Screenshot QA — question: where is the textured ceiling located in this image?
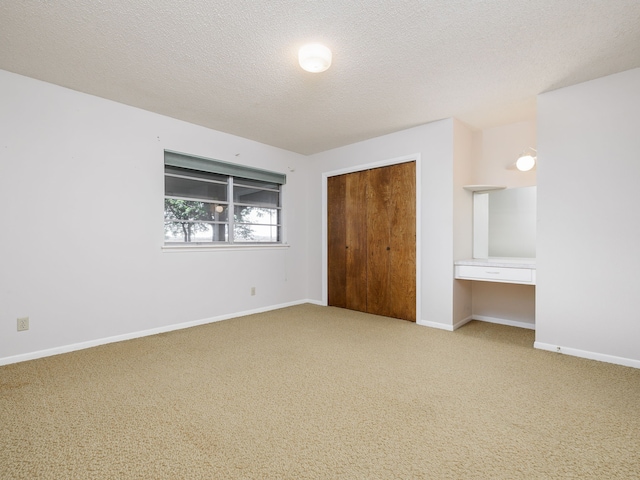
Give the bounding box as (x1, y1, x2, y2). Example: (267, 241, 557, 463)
(1, 1, 639, 155)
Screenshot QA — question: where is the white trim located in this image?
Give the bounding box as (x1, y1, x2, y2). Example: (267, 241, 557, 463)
(415, 157, 422, 325)
(0, 299, 315, 366)
(419, 315, 473, 331)
(322, 155, 420, 178)
(473, 192, 489, 258)
(418, 314, 534, 332)
(534, 342, 640, 369)
(321, 154, 422, 324)
(321, 174, 328, 305)
(453, 315, 474, 330)
(418, 320, 455, 331)
(472, 315, 536, 330)
(162, 243, 290, 253)
(163, 167, 288, 248)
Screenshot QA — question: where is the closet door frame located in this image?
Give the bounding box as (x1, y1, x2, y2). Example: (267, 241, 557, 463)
(321, 153, 422, 323)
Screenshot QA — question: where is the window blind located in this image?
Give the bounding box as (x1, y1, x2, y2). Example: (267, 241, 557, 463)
(164, 150, 286, 185)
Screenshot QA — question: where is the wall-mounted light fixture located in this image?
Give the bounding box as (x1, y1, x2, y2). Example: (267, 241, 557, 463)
(299, 43, 332, 73)
(514, 148, 537, 171)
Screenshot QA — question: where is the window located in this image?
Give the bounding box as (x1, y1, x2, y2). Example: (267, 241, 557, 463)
(163, 150, 285, 244)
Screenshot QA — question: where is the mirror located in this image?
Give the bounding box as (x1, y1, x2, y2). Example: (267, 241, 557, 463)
(473, 186, 536, 258)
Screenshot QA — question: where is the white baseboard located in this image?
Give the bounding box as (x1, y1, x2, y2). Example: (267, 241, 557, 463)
(534, 342, 640, 369)
(472, 315, 536, 330)
(453, 315, 474, 331)
(0, 299, 316, 367)
(419, 315, 532, 332)
(418, 320, 455, 331)
(12, 302, 636, 371)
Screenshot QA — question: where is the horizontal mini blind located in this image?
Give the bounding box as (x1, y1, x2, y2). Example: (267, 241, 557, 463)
(164, 150, 286, 185)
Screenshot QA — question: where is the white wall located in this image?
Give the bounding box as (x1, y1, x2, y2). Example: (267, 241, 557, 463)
(536, 67, 640, 367)
(0, 70, 310, 364)
(472, 120, 537, 188)
(468, 120, 537, 327)
(452, 120, 474, 325)
(6, 65, 637, 368)
(307, 119, 458, 328)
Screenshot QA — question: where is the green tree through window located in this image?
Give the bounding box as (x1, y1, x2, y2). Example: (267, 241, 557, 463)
(163, 199, 211, 242)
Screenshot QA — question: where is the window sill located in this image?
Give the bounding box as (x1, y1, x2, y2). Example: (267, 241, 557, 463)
(162, 243, 290, 253)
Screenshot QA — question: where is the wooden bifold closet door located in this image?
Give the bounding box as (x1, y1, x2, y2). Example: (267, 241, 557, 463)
(327, 162, 416, 321)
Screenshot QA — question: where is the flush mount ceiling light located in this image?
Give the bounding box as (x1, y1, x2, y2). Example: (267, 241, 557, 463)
(514, 148, 537, 172)
(298, 43, 332, 73)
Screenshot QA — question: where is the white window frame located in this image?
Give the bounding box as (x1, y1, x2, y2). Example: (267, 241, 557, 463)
(162, 150, 288, 251)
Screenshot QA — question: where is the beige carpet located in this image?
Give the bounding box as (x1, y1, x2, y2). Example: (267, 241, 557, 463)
(1, 304, 639, 479)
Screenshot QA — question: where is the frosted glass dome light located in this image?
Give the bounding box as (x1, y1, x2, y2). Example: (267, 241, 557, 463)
(516, 155, 536, 172)
(299, 43, 332, 73)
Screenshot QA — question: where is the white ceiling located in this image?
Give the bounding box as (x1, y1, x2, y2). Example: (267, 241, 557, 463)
(1, 1, 639, 155)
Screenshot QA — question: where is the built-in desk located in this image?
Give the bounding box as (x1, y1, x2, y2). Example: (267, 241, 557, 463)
(454, 258, 536, 285)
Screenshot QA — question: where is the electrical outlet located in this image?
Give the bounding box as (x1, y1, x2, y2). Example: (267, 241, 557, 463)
(17, 317, 29, 332)
(251, 287, 256, 296)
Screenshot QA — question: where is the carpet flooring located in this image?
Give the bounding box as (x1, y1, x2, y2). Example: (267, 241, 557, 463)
(1, 304, 639, 479)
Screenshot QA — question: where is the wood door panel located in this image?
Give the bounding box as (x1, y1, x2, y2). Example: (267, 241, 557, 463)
(366, 166, 393, 318)
(328, 162, 415, 322)
(367, 162, 416, 321)
(345, 170, 368, 312)
(388, 162, 416, 321)
(327, 174, 347, 308)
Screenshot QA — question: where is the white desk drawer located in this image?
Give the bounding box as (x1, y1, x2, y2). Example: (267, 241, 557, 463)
(455, 265, 534, 284)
